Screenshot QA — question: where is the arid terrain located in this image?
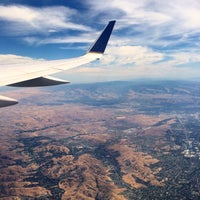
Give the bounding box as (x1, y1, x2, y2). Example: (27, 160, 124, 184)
(0, 80, 200, 199)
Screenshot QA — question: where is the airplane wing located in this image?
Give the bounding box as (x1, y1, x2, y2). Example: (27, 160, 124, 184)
(0, 21, 116, 107)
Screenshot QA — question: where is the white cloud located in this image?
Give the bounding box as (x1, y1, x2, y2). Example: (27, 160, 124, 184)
(86, 0, 171, 25)
(164, 52, 200, 66)
(66, 44, 200, 81)
(0, 5, 91, 35)
(23, 33, 95, 45)
(102, 46, 164, 66)
(86, 0, 200, 52)
(1, 50, 200, 84)
(0, 54, 36, 65)
(87, 0, 200, 29)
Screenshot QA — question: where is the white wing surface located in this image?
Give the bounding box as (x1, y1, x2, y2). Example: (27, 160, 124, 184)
(0, 21, 116, 107)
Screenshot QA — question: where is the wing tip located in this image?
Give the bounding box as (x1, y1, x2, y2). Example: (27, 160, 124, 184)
(88, 20, 116, 54)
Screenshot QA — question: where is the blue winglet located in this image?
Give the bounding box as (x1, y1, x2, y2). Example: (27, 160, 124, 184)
(88, 20, 116, 54)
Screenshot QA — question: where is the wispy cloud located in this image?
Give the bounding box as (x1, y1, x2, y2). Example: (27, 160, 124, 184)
(23, 33, 96, 45)
(86, 0, 200, 52)
(0, 5, 91, 35)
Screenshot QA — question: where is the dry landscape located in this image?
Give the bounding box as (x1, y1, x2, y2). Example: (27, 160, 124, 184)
(0, 80, 200, 199)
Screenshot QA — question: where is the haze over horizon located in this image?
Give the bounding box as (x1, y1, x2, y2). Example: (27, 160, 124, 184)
(1, 0, 200, 82)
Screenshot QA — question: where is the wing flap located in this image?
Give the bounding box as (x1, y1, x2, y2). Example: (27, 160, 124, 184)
(8, 76, 70, 87)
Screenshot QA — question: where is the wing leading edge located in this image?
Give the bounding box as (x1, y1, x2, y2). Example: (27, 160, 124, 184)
(0, 21, 116, 107)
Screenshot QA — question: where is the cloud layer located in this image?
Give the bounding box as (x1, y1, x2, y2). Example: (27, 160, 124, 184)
(0, 1, 200, 81)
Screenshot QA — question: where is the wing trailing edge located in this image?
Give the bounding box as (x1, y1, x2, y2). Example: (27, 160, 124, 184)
(8, 76, 70, 87)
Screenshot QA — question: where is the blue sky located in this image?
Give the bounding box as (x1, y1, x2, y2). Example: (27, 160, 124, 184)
(1, 0, 200, 82)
